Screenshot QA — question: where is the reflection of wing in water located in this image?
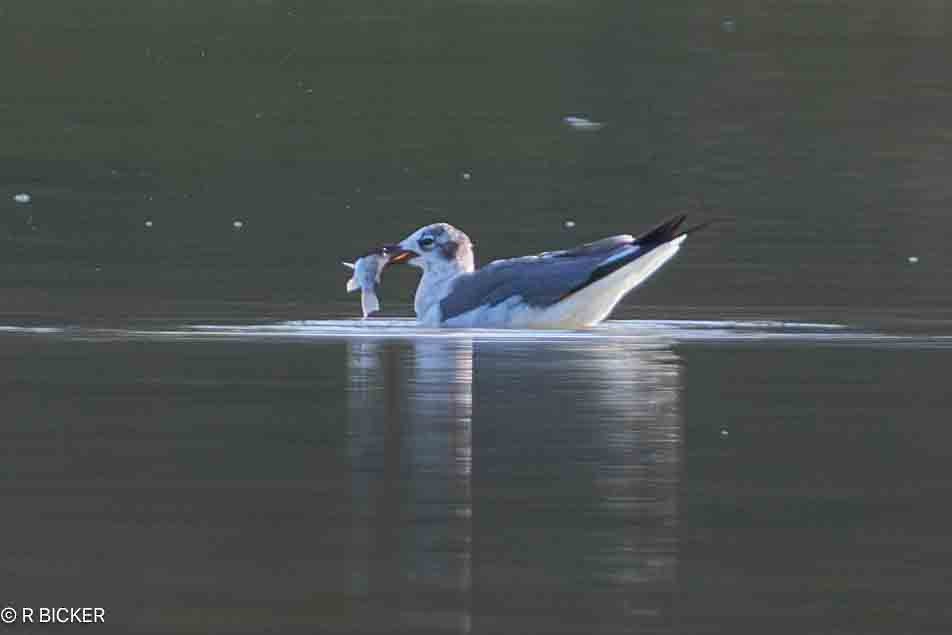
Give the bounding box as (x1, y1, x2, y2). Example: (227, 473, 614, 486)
(472, 339, 682, 629)
(580, 344, 681, 587)
(346, 335, 681, 633)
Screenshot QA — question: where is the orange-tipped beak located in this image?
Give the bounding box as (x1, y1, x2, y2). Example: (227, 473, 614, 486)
(381, 244, 418, 265)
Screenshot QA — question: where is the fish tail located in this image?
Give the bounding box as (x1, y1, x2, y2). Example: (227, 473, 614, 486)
(361, 291, 380, 317)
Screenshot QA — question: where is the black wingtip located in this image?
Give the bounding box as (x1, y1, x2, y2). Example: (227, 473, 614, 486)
(633, 214, 689, 247)
(558, 214, 692, 302)
(675, 219, 715, 238)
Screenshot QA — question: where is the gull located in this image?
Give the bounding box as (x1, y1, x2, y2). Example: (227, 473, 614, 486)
(380, 215, 705, 329)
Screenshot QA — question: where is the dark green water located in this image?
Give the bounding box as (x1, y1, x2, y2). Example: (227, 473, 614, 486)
(2, 2, 952, 633)
(3, 322, 951, 634)
(3, 0, 951, 323)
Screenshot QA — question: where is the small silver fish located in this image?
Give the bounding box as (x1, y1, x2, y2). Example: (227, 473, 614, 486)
(343, 253, 389, 318)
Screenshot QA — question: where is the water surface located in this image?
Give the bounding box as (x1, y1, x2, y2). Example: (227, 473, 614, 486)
(2, 1, 952, 633)
(2, 320, 950, 633)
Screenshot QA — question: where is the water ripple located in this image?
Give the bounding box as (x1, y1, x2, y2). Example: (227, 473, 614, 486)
(1, 319, 950, 348)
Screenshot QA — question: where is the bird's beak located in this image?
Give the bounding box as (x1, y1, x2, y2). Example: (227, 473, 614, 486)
(381, 243, 418, 265)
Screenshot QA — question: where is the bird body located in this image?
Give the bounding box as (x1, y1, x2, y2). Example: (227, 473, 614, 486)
(377, 215, 701, 329)
(435, 235, 685, 328)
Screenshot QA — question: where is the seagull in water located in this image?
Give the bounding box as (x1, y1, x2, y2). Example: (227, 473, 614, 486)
(380, 215, 705, 329)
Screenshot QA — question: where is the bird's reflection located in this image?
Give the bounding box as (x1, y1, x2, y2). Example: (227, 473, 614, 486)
(347, 338, 473, 634)
(347, 335, 681, 634)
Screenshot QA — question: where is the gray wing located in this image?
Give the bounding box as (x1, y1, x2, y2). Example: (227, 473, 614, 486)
(536, 234, 634, 258)
(439, 216, 693, 321)
(439, 235, 637, 320)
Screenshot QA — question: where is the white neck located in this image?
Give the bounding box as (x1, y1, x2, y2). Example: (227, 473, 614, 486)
(414, 257, 473, 323)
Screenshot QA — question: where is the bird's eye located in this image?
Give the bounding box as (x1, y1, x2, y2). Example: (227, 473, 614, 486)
(418, 236, 435, 249)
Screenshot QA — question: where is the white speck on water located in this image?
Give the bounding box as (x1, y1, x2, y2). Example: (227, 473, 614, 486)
(254, 112, 263, 119)
(305, 88, 314, 94)
(908, 256, 919, 264)
(563, 115, 604, 131)
(233, 220, 244, 229)
(720, 429, 729, 437)
(13, 193, 31, 204)
(462, 172, 471, 181)
(145, 220, 153, 228)
(564, 220, 576, 228)
(721, 17, 736, 32)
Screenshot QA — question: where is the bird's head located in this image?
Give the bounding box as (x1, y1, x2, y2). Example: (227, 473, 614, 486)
(382, 223, 475, 274)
